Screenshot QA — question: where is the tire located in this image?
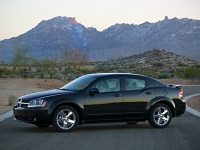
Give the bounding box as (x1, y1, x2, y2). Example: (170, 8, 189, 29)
(52, 105, 79, 132)
(126, 121, 138, 124)
(148, 103, 172, 128)
(35, 123, 51, 128)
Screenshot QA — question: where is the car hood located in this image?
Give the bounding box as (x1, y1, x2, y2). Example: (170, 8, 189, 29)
(19, 89, 76, 100)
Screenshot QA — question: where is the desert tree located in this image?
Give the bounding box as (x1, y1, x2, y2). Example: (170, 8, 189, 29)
(33, 51, 57, 82)
(62, 48, 89, 77)
(12, 37, 32, 77)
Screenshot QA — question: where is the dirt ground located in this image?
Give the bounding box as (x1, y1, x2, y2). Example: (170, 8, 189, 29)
(0, 78, 199, 115)
(0, 78, 65, 115)
(187, 95, 200, 112)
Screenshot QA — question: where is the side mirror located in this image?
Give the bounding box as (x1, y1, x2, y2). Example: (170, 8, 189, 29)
(89, 88, 99, 94)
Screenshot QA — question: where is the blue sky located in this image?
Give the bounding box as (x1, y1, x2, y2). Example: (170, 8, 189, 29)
(0, 0, 200, 40)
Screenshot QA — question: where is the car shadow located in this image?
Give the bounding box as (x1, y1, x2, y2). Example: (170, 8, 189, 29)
(75, 122, 153, 132)
(14, 122, 155, 133)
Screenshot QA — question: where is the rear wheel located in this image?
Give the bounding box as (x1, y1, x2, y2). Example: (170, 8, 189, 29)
(52, 105, 79, 132)
(148, 103, 172, 128)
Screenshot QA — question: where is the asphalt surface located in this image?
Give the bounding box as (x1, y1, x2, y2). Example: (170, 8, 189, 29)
(0, 86, 200, 150)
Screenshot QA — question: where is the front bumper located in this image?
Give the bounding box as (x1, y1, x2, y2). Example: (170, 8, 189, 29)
(13, 106, 52, 124)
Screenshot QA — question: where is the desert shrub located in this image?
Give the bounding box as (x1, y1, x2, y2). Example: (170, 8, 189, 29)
(28, 66, 32, 71)
(0, 68, 3, 77)
(153, 62, 164, 68)
(177, 61, 186, 67)
(170, 74, 174, 78)
(141, 69, 157, 78)
(8, 93, 17, 106)
(3, 68, 12, 76)
(0, 68, 13, 78)
(168, 69, 175, 73)
(185, 67, 200, 79)
(36, 68, 41, 73)
(80, 67, 92, 74)
(175, 69, 185, 78)
(160, 70, 167, 73)
(157, 73, 170, 79)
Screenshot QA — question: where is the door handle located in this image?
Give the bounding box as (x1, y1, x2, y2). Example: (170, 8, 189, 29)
(113, 94, 122, 97)
(145, 92, 153, 95)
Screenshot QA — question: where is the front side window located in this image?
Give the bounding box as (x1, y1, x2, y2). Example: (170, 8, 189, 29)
(93, 78, 120, 93)
(60, 76, 96, 91)
(125, 78, 146, 91)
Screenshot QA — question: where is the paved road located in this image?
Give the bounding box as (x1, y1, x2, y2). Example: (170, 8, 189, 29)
(0, 86, 200, 150)
(182, 86, 200, 96)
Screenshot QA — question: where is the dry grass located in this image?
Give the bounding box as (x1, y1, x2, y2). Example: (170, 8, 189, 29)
(187, 95, 200, 112)
(36, 79, 65, 89)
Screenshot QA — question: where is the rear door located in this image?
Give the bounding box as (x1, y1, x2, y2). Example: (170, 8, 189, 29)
(123, 76, 155, 119)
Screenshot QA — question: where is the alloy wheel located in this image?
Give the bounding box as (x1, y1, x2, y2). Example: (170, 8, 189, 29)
(153, 106, 169, 126)
(56, 109, 76, 130)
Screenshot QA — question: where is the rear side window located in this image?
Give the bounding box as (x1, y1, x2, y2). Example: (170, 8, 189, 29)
(125, 78, 146, 91)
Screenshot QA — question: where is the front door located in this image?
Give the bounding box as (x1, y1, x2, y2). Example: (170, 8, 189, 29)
(84, 77, 123, 121)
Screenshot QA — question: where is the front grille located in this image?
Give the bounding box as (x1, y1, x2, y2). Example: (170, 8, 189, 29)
(17, 99, 29, 108)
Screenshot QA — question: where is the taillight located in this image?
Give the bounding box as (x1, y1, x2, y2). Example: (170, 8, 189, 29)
(178, 89, 183, 99)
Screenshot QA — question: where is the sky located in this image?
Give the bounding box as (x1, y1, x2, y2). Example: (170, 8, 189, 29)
(0, 0, 200, 41)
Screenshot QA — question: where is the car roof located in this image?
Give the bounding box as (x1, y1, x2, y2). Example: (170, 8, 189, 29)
(83, 73, 145, 78)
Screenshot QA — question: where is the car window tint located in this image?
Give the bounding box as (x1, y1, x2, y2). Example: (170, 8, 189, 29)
(125, 78, 146, 91)
(93, 78, 120, 93)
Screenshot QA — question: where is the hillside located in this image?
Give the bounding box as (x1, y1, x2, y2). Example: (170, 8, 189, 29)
(95, 49, 200, 73)
(0, 16, 200, 62)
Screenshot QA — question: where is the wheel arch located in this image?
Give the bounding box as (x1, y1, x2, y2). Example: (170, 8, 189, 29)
(146, 96, 176, 117)
(50, 102, 83, 125)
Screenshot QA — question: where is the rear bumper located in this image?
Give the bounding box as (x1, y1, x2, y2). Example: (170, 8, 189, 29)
(176, 100, 186, 116)
(175, 99, 186, 116)
(13, 106, 52, 124)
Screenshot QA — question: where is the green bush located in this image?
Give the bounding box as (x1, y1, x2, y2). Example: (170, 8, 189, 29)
(157, 73, 170, 79)
(170, 74, 174, 78)
(0, 68, 13, 78)
(141, 69, 157, 78)
(0, 68, 3, 77)
(185, 68, 200, 79)
(175, 69, 185, 78)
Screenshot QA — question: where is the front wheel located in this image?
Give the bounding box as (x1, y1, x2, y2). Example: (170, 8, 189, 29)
(148, 103, 172, 128)
(52, 105, 79, 132)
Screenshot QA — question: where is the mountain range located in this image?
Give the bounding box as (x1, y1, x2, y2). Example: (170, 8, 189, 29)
(0, 16, 200, 62)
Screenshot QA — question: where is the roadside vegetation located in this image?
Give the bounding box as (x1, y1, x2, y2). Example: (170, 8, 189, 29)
(0, 38, 199, 81)
(0, 48, 200, 81)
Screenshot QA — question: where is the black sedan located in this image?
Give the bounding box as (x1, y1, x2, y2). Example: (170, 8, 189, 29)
(13, 73, 185, 132)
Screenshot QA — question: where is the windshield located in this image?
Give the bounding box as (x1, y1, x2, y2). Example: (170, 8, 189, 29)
(60, 76, 96, 91)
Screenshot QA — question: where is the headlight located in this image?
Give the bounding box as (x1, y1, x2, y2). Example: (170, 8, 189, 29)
(28, 98, 47, 108)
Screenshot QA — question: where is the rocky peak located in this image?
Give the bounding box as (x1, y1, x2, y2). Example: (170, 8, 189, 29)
(164, 16, 169, 20)
(69, 17, 79, 25)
